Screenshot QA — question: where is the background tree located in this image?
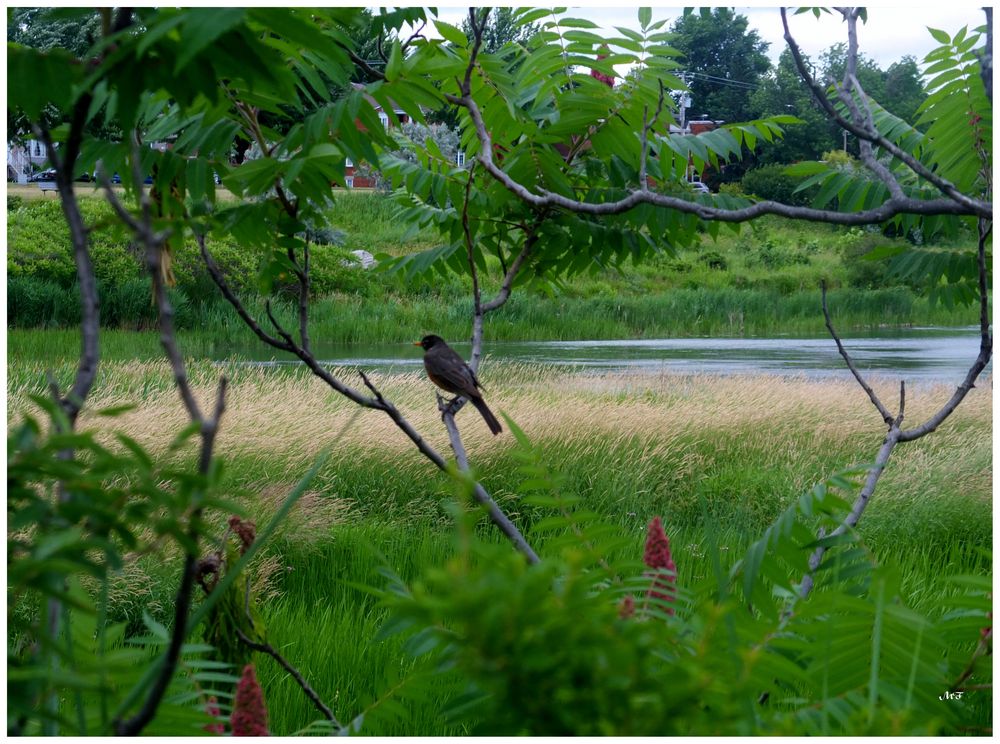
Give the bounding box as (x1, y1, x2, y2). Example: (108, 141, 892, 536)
(881, 56, 925, 124)
(459, 6, 540, 54)
(6, 6, 101, 56)
(669, 7, 772, 123)
(749, 48, 838, 163)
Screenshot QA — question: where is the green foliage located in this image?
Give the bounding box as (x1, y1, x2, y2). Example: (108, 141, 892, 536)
(916, 25, 992, 197)
(373, 428, 990, 735)
(7, 399, 233, 734)
(670, 7, 772, 124)
(741, 163, 813, 206)
(750, 49, 838, 164)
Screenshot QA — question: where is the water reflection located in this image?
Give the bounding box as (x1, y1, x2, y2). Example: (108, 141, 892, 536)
(215, 327, 989, 383)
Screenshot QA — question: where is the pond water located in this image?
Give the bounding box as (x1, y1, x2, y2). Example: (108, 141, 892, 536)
(214, 326, 989, 383)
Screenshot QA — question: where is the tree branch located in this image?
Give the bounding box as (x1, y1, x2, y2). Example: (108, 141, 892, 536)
(198, 233, 539, 563)
(235, 619, 340, 728)
(821, 281, 894, 425)
(110, 133, 230, 735)
(34, 126, 99, 425)
(444, 86, 982, 224)
(639, 80, 667, 191)
(197, 235, 296, 353)
(898, 219, 992, 442)
(798, 426, 901, 599)
(781, 8, 991, 218)
(438, 395, 540, 564)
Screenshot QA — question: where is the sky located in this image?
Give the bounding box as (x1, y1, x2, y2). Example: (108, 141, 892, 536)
(425, 4, 989, 68)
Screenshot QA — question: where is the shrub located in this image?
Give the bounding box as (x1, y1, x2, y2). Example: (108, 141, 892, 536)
(698, 251, 728, 270)
(741, 164, 814, 207)
(746, 238, 811, 270)
(7, 198, 139, 287)
(7, 277, 72, 327)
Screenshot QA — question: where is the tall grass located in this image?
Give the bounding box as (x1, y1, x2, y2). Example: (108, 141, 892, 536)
(8, 285, 979, 362)
(8, 358, 991, 734)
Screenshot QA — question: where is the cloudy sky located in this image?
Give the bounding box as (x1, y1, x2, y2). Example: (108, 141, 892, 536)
(428, 4, 988, 68)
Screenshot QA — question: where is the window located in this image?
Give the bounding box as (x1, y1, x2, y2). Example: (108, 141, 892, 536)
(345, 176, 354, 188)
(456, 151, 466, 167)
(345, 157, 353, 168)
(378, 112, 389, 129)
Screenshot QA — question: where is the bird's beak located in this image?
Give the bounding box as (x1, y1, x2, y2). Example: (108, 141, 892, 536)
(413, 341, 422, 346)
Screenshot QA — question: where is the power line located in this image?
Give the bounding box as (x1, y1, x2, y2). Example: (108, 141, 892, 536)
(678, 70, 762, 91)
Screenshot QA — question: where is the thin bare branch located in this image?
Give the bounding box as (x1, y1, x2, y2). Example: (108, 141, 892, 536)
(461, 166, 486, 372)
(799, 426, 901, 599)
(894, 381, 906, 428)
(236, 628, 340, 726)
(197, 235, 295, 353)
(480, 231, 538, 316)
(639, 81, 667, 191)
(116, 376, 228, 736)
(265, 298, 295, 347)
(438, 398, 541, 564)
(461, 7, 490, 97)
(343, 47, 385, 80)
(821, 282, 894, 426)
(35, 126, 100, 425)
(949, 628, 992, 694)
(898, 220, 992, 442)
(400, 20, 427, 52)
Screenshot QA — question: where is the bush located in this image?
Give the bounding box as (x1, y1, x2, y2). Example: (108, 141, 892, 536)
(698, 251, 728, 270)
(838, 227, 899, 289)
(741, 164, 814, 207)
(8, 277, 72, 327)
(7, 199, 140, 288)
(173, 234, 260, 299)
(745, 238, 811, 270)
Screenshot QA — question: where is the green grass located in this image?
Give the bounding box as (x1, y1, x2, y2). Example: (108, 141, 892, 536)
(8, 354, 989, 733)
(6, 284, 979, 363)
(8, 191, 986, 340)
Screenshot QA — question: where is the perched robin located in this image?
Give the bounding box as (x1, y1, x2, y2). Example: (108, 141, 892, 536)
(415, 334, 502, 435)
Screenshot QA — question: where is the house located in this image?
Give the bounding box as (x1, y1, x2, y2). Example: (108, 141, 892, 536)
(344, 86, 412, 188)
(7, 138, 48, 182)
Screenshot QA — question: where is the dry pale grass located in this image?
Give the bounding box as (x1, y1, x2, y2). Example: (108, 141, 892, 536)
(9, 360, 992, 471)
(8, 360, 990, 580)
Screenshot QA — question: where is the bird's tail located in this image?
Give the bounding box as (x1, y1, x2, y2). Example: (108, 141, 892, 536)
(470, 396, 502, 435)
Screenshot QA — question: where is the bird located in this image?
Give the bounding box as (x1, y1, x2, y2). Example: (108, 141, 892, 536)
(414, 334, 502, 435)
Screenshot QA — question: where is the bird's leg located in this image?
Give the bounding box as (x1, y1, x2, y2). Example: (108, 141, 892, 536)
(435, 391, 459, 412)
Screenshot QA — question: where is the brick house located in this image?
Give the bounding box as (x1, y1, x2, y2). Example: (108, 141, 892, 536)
(344, 89, 411, 188)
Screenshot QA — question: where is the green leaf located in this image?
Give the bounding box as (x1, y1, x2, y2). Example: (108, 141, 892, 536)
(435, 21, 468, 46)
(927, 27, 951, 45)
(385, 40, 403, 81)
(174, 8, 246, 73)
(8, 44, 83, 120)
(638, 7, 652, 29)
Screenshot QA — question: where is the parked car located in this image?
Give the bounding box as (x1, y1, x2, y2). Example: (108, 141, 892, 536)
(688, 181, 710, 194)
(28, 168, 57, 182)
